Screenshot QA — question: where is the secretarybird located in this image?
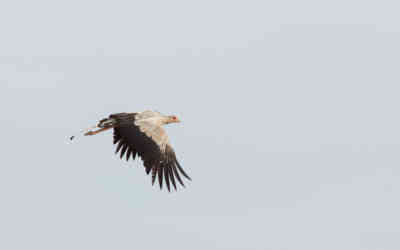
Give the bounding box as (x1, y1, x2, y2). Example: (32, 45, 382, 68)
(71, 110, 191, 192)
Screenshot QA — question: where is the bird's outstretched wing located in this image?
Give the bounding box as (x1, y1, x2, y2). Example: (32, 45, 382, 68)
(111, 113, 191, 191)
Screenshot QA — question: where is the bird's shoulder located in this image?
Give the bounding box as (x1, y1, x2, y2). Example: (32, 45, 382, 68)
(134, 119, 170, 150)
(135, 110, 162, 120)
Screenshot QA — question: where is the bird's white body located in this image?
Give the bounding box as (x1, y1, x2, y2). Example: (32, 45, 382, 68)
(72, 110, 190, 191)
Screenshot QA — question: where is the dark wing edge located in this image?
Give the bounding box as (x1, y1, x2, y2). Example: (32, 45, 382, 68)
(112, 114, 191, 192)
(144, 145, 191, 192)
(112, 113, 139, 162)
(160, 145, 191, 192)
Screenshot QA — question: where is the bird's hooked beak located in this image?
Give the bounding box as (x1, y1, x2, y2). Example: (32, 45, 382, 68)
(169, 115, 181, 123)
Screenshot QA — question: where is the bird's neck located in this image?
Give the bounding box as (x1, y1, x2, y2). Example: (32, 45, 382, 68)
(149, 116, 170, 126)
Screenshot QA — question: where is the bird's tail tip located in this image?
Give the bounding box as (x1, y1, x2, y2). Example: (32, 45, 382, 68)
(69, 124, 99, 141)
(70, 117, 116, 142)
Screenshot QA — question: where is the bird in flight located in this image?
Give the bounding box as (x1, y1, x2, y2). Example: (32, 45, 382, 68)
(71, 110, 191, 192)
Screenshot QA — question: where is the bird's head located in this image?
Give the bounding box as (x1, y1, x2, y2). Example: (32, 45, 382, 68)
(165, 115, 181, 124)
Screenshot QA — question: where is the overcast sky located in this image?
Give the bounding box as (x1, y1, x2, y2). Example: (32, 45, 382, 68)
(1, 1, 400, 250)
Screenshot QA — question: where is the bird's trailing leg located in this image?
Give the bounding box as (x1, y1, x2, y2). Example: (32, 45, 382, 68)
(84, 127, 112, 136)
(70, 123, 113, 141)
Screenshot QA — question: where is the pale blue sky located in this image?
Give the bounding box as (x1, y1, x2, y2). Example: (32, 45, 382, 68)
(1, 1, 400, 249)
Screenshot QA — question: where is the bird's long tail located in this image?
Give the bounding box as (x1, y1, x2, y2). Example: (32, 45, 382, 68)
(69, 117, 116, 140)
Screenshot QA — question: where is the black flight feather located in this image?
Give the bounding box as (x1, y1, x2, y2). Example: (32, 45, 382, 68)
(109, 112, 190, 191)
